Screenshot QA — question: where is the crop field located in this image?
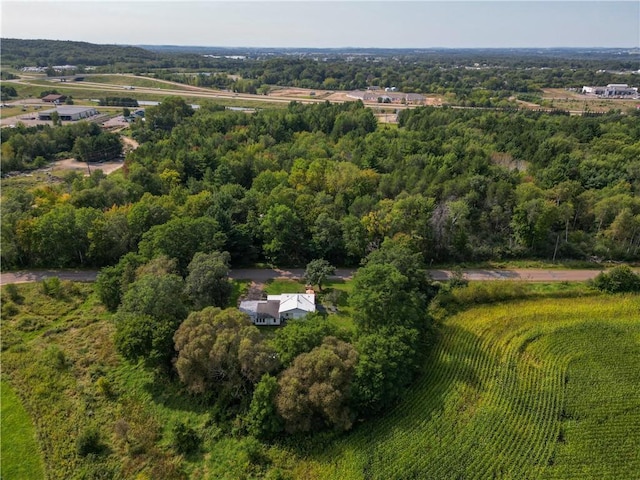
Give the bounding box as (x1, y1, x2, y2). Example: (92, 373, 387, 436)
(298, 295, 640, 479)
(2, 280, 638, 479)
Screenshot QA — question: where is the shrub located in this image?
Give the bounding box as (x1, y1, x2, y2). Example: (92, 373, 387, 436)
(592, 266, 640, 293)
(41, 277, 62, 297)
(95, 377, 113, 397)
(76, 427, 105, 456)
(2, 301, 19, 318)
(4, 283, 23, 303)
(16, 316, 46, 332)
(171, 422, 200, 455)
(43, 345, 67, 370)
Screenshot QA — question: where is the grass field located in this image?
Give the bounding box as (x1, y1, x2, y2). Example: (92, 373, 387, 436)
(9, 81, 289, 110)
(2, 280, 638, 479)
(0, 381, 45, 480)
(296, 294, 640, 479)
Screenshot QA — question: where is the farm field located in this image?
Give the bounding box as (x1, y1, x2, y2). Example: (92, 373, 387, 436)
(2, 280, 638, 479)
(297, 294, 640, 479)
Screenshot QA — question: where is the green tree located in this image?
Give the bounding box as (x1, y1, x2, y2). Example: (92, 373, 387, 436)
(269, 315, 337, 367)
(173, 308, 278, 399)
(341, 215, 368, 264)
(184, 251, 232, 310)
(260, 204, 305, 265)
(29, 204, 98, 267)
(95, 252, 145, 311)
(276, 337, 358, 433)
(87, 205, 132, 266)
(304, 259, 335, 291)
(244, 374, 283, 439)
(115, 273, 187, 368)
(352, 327, 421, 416)
(349, 263, 422, 334)
(138, 216, 226, 273)
(145, 96, 194, 133)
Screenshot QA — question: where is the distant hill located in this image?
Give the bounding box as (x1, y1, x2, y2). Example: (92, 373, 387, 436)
(1, 38, 160, 67)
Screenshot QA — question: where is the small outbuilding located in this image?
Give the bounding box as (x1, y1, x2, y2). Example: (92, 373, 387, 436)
(42, 94, 67, 103)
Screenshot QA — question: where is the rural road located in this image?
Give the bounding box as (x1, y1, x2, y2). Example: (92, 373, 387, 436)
(0, 267, 608, 286)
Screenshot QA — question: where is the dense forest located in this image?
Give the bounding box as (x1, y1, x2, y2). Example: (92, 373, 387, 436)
(3, 98, 640, 274)
(0, 38, 161, 68)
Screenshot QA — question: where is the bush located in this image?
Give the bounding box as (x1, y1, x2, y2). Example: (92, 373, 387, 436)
(16, 316, 46, 332)
(446, 281, 527, 306)
(2, 301, 19, 318)
(41, 277, 62, 297)
(592, 266, 640, 293)
(76, 427, 105, 456)
(171, 422, 200, 455)
(95, 377, 113, 397)
(43, 345, 67, 370)
(4, 283, 23, 303)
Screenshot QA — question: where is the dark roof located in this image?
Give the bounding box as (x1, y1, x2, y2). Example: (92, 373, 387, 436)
(42, 94, 67, 102)
(257, 300, 279, 319)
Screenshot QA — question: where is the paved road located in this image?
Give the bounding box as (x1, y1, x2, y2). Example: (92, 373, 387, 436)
(0, 267, 608, 286)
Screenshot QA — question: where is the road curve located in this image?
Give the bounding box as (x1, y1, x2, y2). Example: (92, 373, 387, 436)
(0, 267, 608, 287)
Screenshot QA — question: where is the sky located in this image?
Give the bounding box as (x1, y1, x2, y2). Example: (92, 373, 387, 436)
(1, 1, 639, 49)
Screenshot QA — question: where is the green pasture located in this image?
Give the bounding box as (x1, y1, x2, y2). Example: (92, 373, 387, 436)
(82, 74, 182, 90)
(0, 381, 45, 480)
(10, 81, 288, 110)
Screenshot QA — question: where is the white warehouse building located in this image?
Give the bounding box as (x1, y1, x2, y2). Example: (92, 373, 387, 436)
(38, 106, 99, 121)
(582, 84, 638, 97)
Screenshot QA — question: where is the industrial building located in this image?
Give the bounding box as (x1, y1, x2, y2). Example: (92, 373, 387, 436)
(582, 84, 638, 97)
(38, 106, 99, 121)
(347, 90, 425, 104)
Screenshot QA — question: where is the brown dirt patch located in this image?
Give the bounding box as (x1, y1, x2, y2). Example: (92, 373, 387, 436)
(268, 87, 332, 99)
(52, 158, 125, 176)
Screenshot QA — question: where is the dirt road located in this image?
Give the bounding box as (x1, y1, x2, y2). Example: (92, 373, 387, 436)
(0, 267, 608, 286)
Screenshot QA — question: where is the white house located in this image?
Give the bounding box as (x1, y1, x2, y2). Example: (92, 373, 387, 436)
(239, 293, 316, 326)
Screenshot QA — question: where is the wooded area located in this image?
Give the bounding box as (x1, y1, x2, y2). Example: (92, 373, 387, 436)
(3, 98, 639, 273)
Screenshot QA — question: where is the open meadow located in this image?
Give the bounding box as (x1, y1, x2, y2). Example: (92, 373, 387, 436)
(1, 279, 638, 479)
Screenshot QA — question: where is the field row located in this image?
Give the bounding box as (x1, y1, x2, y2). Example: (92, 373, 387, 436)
(300, 295, 640, 479)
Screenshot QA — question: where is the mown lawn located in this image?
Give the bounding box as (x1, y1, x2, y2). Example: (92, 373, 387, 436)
(1, 381, 45, 480)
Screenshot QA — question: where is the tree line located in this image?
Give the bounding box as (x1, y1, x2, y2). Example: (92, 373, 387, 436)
(3, 98, 640, 272)
(1, 122, 122, 172)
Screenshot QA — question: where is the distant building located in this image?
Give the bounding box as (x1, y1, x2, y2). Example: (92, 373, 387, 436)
(582, 84, 638, 97)
(239, 293, 316, 326)
(42, 94, 67, 103)
(38, 106, 98, 121)
(347, 90, 425, 104)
